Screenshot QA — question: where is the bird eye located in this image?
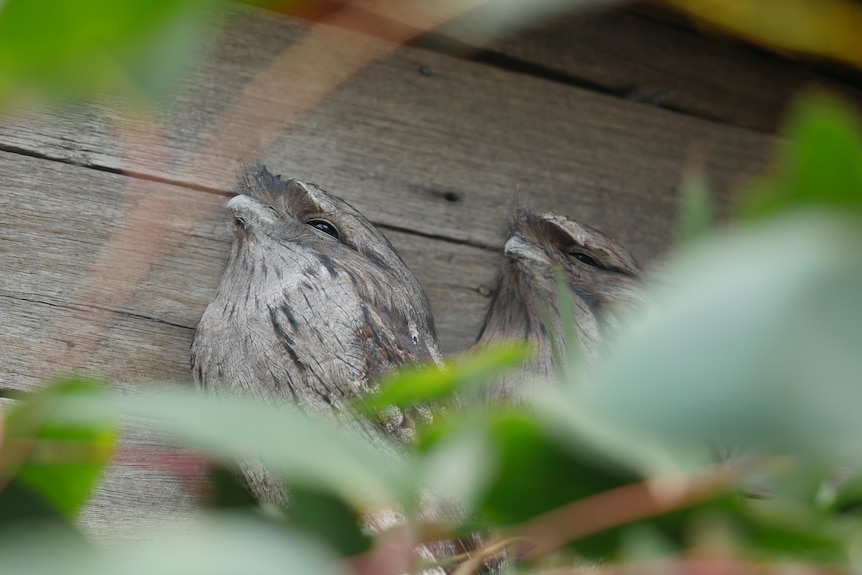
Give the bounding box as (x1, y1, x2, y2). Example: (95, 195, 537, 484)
(307, 218, 339, 239)
(571, 252, 599, 267)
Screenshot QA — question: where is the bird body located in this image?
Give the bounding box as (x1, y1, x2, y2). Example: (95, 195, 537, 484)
(477, 209, 645, 401)
(191, 164, 441, 501)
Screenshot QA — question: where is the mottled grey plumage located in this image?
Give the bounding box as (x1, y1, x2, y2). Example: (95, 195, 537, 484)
(191, 164, 441, 502)
(477, 208, 645, 401)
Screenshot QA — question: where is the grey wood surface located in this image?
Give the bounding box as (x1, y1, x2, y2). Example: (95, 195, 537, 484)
(439, 4, 862, 133)
(0, 6, 772, 260)
(0, 3, 779, 542)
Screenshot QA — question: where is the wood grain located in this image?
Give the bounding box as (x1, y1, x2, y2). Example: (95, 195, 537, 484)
(0, 149, 497, 540)
(0, 3, 783, 544)
(0, 4, 772, 265)
(438, 4, 862, 133)
(0, 151, 497, 387)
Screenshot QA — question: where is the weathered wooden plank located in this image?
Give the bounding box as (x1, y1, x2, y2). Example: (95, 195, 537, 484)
(80, 423, 205, 544)
(0, 4, 772, 266)
(0, 150, 496, 394)
(0, 149, 499, 542)
(0, 3, 783, 543)
(437, 5, 862, 133)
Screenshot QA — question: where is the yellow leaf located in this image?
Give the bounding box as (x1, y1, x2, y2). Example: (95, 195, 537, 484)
(660, 0, 862, 70)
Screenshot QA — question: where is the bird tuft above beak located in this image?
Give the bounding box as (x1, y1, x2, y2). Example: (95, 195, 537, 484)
(504, 233, 550, 265)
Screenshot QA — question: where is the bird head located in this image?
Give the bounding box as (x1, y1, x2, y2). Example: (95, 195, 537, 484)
(213, 163, 439, 364)
(503, 209, 642, 308)
(228, 164, 419, 288)
(479, 208, 645, 368)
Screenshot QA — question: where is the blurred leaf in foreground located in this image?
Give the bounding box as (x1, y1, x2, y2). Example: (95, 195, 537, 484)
(0, 0, 219, 108)
(415, 421, 496, 511)
(676, 169, 714, 246)
(579, 213, 862, 460)
(0, 514, 348, 575)
(1, 377, 115, 519)
(482, 413, 640, 559)
(204, 464, 259, 509)
(579, 94, 862, 463)
(739, 499, 852, 562)
(738, 93, 862, 219)
(290, 485, 372, 557)
(659, 0, 862, 71)
(422, 410, 642, 535)
(361, 343, 530, 415)
(440, 0, 627, 50)
(52, 386, 412, 509)
(0, 478, 83, 529)
(824, 466, 862, 516)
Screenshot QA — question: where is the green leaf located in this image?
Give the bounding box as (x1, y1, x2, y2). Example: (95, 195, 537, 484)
(554, 267, 583, 384)
(415, 422, 496, 510)
(738, 501, 851, 562)
(450, 408, 740, 560)
(737, 92, 862, 219)
(0, 478, 80, 531)
(580, 213, 862, 459)
(676, 170, 714, 245)
(0, 0, 219, 107)
(361, 344, 530, 415)
(122, 0, 221, 104)
(289, 485, 372, 557)
(825, 467, 862, 515)
(0, 513, 348, 575)
(740, 457, 831, 506)
(533, 386, 703, 479)
(204, 465, 260, 510)
(619, 525, 678, 560)
(3, 377, 116, 518)
(469, 411, 641, 527)
(52, 386, 412, 509)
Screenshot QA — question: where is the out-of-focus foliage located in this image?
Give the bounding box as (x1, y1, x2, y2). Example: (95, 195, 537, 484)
(3, 1, 862, 574)
(0, 514, 351, 575)
(0, 378, 114, 522)
(658, 0, 862, 71)
(675, 170, 713, 244)
(574, 93, 862, 462)
(738, 93, 862, 219)
(580, 220, 862, 460)
(361, 344, 531, 415)
(0, 0, 625, 111)
(1, 93, 862, 573)
(0, 0, 219, 108)
(3, 0, 862, 113)
(2, 91, 862, 574)
(3, 89, 862, 573)
(52, 384, 414, 509)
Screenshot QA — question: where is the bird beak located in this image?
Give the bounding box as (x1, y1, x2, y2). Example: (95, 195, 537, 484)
(505, 234, 549, 265)
(227, 194, 278, 228)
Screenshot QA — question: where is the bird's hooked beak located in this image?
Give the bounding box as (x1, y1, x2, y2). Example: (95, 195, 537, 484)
(227, 194, 278, 230)
(505, 233, 550, 265)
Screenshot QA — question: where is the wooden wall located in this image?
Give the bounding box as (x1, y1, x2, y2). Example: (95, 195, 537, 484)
(0, 3, 857, 540)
